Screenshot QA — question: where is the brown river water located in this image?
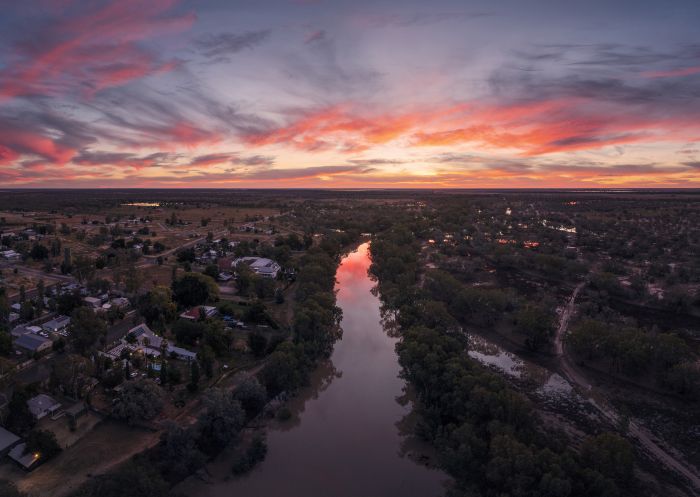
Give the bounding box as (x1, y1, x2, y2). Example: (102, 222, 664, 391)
(178, 242, 448, 497)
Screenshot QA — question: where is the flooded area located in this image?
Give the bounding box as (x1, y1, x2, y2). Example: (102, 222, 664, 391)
(179, 243, 447, 497)
(467, 334, 588, 411)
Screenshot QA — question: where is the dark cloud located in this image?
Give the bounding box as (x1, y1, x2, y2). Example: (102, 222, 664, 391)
(225, 164, 369, 180)
(304, 29, 326, 45)
(189, 153, 236, 166)
(347, 158, 404, 166)
(353, 12, 492, 29)
(231, 154, 276, 166)
(72, 149, 180, 168)
(194, 31, 270, 60)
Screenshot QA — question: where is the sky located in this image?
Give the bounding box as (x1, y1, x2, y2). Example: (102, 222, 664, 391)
(1, 0, 700, 188)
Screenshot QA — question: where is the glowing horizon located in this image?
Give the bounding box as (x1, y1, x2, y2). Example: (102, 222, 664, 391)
(1, 0, 699, 188)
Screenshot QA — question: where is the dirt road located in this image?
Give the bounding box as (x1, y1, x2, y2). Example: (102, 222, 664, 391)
(554, 282, 700, 493)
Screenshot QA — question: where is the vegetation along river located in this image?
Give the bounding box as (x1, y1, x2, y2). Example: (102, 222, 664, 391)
(179, 242, 447, 497)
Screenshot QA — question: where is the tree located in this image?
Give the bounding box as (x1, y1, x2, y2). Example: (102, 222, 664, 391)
(5, 388, 36, 435)
(57, 289, 83, 315)
(173, 319, 206, 346)
(49, 354, 93, 398)
(261, 342, 309, 396)
(19, 301, 35, 321)
(124, 262, 143, 295)
(248, 331, 268, 358)
(112, 379, 164, 425)
(515, 304, 555, 351)
(196, 388, 245, 455)
(204, 264, 219, 280)
(188, 361, 200, 392)
(30, 243, 49, 260)
(156, 423, 205, 483)
(136, 286, 176, 330)
(176, 247, 195, 264)
(72, 255, 96, 282)
(0, 288, 10, 321)
(580, 433, 634, 485)
(198, 346, 215, 378)
(159, 361, 168, 386)
(24, 429, 61, 463)
(0, 329, 12, 356)
(233, 377, 267, 418)
(171, 272, 219, 307)
(70, 307, 107, 354)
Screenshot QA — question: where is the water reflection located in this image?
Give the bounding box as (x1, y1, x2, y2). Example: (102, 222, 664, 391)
(179, 242, 446, 497)
(467, 334, 587, 409)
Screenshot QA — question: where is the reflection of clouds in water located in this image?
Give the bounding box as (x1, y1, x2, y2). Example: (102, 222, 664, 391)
(335, 243, 374, 304)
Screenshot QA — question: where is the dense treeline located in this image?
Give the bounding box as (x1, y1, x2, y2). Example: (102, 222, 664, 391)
(568, 319, 700, 398)
(370, 226, 638, 497)
(261, 236, 346, 396)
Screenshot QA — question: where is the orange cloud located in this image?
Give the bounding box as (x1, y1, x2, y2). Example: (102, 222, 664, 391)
(244, 98, 698, 157)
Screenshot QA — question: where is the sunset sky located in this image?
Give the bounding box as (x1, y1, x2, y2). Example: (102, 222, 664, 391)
(1, 0, 700, 188)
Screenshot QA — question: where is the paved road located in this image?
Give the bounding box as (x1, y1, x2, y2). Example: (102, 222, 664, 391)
(554, 282, 700, 493)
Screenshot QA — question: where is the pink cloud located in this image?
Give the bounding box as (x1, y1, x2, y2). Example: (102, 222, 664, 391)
(0, 0, 194, 100)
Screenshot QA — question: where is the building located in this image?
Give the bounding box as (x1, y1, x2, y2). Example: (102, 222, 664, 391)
(1, 249, 21, 260)
(0, 426, 21, 457)
(83, 296, 102, 308)
(8, 443, 41, 471)
(11, 325, 43, 338)
(110, 297, 130, 309)
(27, 394, 61, 420)
(15, 333, 52, 355)
(128, 324, 197, 361)
(232, 256, 281, 279)
(179, 305, 218, 321)
(42, 315, 71, 333)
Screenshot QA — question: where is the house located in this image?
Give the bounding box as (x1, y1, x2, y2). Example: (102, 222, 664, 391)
(8, 443, 41, 471)
(83, 296, 102, 308)
(110, 297, 130, 309)
(1, 249, 21, 260)
(128, 324, 197, 361)
(27, 394, 61, 420)
(15, 333, 52, 355)
(0, 426, 21, 457)
(180, 306, 218, 321)
(42, 315, 71, 333)
(168, 345, 197, 361)
(12, 325, 43, 338)
(232, 256, 281, 279)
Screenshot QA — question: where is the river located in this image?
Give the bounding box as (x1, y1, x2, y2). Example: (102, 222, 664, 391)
(178, 242, 447, 497)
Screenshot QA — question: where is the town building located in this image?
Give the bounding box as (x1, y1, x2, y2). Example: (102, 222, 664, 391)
(232, 256, 281, 279)
(27, 394, 61, 420)
(0, 426, 21, 457)
(42, 315, 71, 333)
(15, 333, 52, 355)
(179, 305, 218, 321)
